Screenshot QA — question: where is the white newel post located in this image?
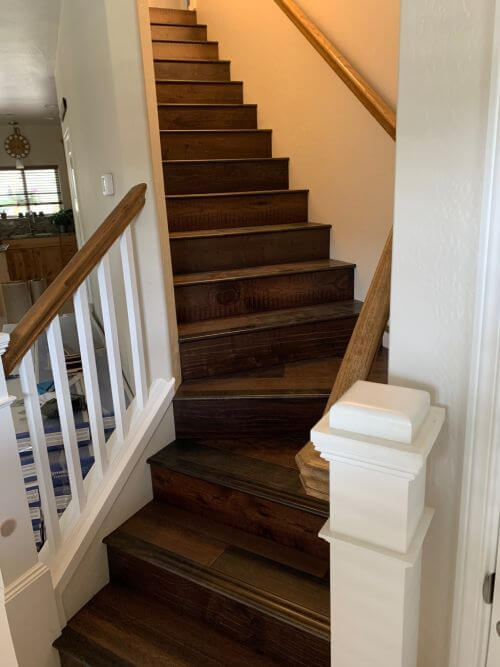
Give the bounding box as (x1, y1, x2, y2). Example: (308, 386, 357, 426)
(311, 380, 445, 667)
(0, 333, 61, 666)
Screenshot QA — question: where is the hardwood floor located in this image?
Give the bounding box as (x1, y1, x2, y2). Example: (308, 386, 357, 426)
(55, 8, 388, 665)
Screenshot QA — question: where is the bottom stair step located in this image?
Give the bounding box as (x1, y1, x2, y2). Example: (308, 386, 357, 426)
(55, 584, 278, 666)
(104, 501, 330, 666)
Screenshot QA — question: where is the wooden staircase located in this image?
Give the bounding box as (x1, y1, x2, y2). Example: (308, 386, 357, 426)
(55, 8, 387, 665)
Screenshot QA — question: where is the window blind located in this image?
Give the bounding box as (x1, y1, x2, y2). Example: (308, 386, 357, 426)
(0, 167, 63, 217)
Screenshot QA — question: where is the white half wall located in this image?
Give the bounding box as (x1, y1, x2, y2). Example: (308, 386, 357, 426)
(55, 0, 178, 388)
(389, 0, 496, 665)
(194, 0, 398, 299)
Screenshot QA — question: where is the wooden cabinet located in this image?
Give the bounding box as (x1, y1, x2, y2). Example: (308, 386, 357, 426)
(1, 235, 77, 285)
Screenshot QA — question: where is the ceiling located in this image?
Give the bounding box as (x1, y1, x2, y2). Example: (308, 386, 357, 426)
(0, 0, 61, 126)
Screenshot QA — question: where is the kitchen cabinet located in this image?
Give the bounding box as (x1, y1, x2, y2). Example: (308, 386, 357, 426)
(1, 234, 77, 284)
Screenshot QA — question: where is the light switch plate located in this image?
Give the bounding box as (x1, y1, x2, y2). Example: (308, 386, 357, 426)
(101, 173, 114, 196)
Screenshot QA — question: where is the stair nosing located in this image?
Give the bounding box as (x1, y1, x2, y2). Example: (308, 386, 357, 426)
(158, 102, 254, 108)
(164, 156, 288, 165)
(152, 39, 218, 45)
(156, 78, 242, 84)
(177, 299, 361, 343)
(105, 531, 330, 638)
(150, 22, 208, 28)
(160, 128, 271, 134)
(166, 188, 308, 200)
(173, 259, 355, 287)
(154, 57, 231, 64)
(170, 221, 324, 239)
(149, 445, 330, 517)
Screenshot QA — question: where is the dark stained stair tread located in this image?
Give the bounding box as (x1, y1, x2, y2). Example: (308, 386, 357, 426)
(152, 40, 219, 61)
(160, 129, 273, 160)
(55, 584, 277, 666)
(150, 441, 329, 517)
(105, 509, 330, 634)
(178, 300, 361, 341)
(149, 8, 198, 25)
(174, 258, 355, 287)
(156, 80, 244, 104)
(170, 221, 322, 241)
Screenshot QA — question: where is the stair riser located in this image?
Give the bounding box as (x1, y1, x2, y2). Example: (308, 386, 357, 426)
(150, 8, 197, 25)
(175, 266, 354, 323)
(173, 396, 327, 440)
(151, 24, 207, 41)
(180, 314, 357, 379)
(152, 41, 218, 60)
(154, 59, 230, 81)
(171, 226, 328, 273)
(108, 547, 329, 666)
(166, 191, 309, 232)
(156, 81, 243, 104)
(151, 465, 329, 560)
(165, 158, 288, 195)
(159, 105, 256, 130)
(161, 131, 272, 160)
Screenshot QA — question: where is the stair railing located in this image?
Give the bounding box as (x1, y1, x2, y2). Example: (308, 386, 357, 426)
(274, 0, 396, 499)
(0, 183, 174, 665)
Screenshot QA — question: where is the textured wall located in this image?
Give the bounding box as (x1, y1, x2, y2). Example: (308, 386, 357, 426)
(389, 0, 495, 664)
(195, 0, 399, 299)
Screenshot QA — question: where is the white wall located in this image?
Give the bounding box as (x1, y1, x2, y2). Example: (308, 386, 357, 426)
(55, 0, 178, 387)
(195, 0, 399, 299)
(389, 0, 496, 665)
(0, 123, 71, 208)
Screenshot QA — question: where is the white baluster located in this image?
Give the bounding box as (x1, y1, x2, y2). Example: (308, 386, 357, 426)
(120, 227, 148, 409)
(97, 255, 126, 441)
(19, 350, 61, 553)
(74, 282, 108, 477)
(47, 317, 86, 514)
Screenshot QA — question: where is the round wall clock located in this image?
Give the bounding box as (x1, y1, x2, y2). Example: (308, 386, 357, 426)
(4, 125, 30, 159)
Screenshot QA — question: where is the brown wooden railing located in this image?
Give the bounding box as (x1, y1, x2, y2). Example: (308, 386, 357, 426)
(274, 0, 396, 498)
(3, 183, 147, 376)
(274, 0, 396, 139)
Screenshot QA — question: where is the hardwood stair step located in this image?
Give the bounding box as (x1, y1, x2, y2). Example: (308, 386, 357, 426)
(165, 157, 288, 195)
(166, 189, 309, 232)
(173, 259, 355, 323)
(154, 59, 231, 81)
(161, 129, 272, 160)
(55, 584, 277, 666)
(158, 103, 257, 130)
(150, 440, 328, 525)
(150, 23, 208, 42)
(156, 79, 243, 103)
(152, 40, 218, 61)
(170, 221, 328, 273)
(105, 503, 330, 665)
(177, 300, 360, 379)
(149, 8, 197, 25)
(173, 351, 388, 440)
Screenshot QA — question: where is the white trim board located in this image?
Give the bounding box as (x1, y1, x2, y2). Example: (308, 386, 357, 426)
(449, 6, 500, 664)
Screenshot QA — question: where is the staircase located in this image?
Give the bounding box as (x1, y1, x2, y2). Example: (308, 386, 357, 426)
(55, 7, 387, 665)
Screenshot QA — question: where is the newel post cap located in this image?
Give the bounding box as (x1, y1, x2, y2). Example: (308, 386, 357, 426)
(329, 380, 430, 444)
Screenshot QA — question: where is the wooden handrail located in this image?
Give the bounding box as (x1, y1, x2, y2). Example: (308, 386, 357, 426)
(3, 183, 147, 376)
(274, 0, 396, 139)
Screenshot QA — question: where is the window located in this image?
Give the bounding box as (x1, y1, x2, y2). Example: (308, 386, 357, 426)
(0, 166, 64, 218)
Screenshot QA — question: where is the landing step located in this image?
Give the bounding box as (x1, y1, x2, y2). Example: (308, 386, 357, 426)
(178, 301, 360, 379)
(150, 441, 329, 518)
(55, 584, 276, 666)
(105, 502, 330, 665)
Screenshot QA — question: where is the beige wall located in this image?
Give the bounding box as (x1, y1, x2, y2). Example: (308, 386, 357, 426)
(195, 0, 399, 299)
(0, 123, 71, 209)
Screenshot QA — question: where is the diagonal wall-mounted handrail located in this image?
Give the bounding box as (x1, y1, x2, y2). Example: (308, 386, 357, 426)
(274, 0, 396, 139)
(274, 0, 396, 497)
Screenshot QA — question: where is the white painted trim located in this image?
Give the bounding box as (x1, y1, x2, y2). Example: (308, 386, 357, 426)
(449, 5, 500, 665)
(46, 377, 175, 602)
(2, 562, 50, 604)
